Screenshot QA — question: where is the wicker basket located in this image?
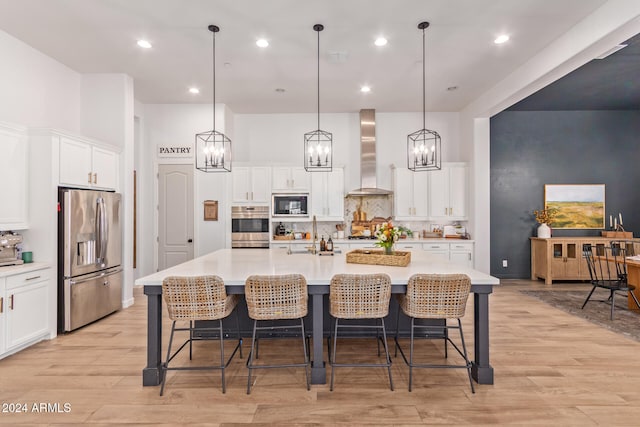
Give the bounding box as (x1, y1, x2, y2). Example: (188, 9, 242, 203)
(346, 249, 411, 267)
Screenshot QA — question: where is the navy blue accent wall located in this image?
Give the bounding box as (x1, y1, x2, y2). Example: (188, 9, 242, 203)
(490, 110, 640, 279)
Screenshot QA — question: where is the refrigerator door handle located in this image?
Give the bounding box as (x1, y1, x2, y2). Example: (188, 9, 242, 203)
(69, 268, 122, 285)
(95, 197, 108, 265)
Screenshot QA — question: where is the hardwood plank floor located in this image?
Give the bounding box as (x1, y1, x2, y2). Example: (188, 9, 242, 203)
(1, 280, 640, 425)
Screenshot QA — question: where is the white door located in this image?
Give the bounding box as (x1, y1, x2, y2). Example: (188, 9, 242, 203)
(158, 164, 194, 270)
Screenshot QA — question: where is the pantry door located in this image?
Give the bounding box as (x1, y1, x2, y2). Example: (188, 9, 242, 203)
(158, 164, 194, 270)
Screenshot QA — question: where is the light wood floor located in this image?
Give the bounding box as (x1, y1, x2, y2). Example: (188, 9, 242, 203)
(1, 280, 640, 425)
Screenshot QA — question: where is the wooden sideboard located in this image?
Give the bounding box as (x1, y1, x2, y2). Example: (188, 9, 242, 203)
(530, 237, 639, 285)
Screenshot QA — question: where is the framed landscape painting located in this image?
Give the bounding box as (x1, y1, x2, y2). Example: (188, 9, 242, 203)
(544, 184, 605, 229)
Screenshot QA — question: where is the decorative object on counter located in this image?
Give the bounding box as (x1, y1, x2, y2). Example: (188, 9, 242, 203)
(304, 24, 332, 172)
(374, 222, 400, 255)
(602, 212, 633, 238)
(407, 21, 441, 172)
(326, 237, 334, 252)
(544, 184, 605, 229)
(195, 24, 231, 172)
(346, 249, 411, 267)
(534, 207, 558, 238)
(320, 235, 326, 251)
(203, 200, 218, 221)
(276, 222, 286, 236)
(21, 251, 33, 263)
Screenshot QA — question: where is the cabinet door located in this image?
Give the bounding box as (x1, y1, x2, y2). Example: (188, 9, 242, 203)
(428, 168, 449, 219)
(290, 167, 311, 191)
(272, 167, 291, 191)
(0, 129, 28, 229)
(6, 281, 48, 351)
(325, 169, 344, 219)
(0, 279, 5, 355)
(232, 167, 251, 202)
(92, 147, 118, 190)
(412, 173, 429, 218)
(448, 165, 467, 218)
(393, 168, 415, 219)
(59, 136, 92, 188)
(250, 167, 271, 202)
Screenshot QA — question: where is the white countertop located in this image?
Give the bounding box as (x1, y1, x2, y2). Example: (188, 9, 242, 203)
(0, 262, 51, 278)
(136, 248, 497, 287)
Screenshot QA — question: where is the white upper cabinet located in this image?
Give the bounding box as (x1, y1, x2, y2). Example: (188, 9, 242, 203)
(311, 167, 344, 221)
(272, 167, 310, 192)
(0, 123, 28, 230)
(59, 136, 119, 190)
(428, 163, 468, 220)
(232, 166, 271, 203)
(391, 166, 429, 220)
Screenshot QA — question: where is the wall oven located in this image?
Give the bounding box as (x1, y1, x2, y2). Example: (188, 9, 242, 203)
(231, 206, 270, 248)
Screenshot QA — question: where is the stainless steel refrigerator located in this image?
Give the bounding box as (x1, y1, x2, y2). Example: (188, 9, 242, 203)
(58, 188, 123, 333)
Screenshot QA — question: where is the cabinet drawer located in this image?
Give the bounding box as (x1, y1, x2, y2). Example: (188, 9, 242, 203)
(450, 243, 473, 251)
(6, 269, 50, 289)
(424, 243, 447, 250)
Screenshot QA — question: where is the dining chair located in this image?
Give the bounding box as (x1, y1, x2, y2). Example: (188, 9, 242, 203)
(582, 242, 640, 319)
(244, 274, 310, 394)
(395, 273, 474, 392)
(328, 273, 393, 391)
(160, 275, 242, 396)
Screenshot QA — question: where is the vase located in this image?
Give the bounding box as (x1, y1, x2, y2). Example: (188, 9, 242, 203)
(384, 246, 394, 255)
(537, 223, 551, 238)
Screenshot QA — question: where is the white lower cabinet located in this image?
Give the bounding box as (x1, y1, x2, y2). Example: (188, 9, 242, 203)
(422, 242, 450, 262)
(449, 242, 474, 268)
(1, 267, 50, 358)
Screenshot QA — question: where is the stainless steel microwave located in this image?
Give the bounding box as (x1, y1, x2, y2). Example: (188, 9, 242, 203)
(272, 194, 309, 217)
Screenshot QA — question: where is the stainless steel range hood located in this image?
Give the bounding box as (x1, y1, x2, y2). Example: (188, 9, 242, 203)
(347, 109, 392, 196)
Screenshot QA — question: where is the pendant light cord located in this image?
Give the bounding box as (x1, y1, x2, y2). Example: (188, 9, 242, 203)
(422, 26, 426, 130)
(317, 28, 320, 131)
(212, 29, 216, 132)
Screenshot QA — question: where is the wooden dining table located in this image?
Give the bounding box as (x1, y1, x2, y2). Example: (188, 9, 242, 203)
(135, 248, 500, 387)
(626, 258, 640, 310)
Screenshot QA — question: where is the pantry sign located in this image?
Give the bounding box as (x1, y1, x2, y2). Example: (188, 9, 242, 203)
(157, 145, 193, 158)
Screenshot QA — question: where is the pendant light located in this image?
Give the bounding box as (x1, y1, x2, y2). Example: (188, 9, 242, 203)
(304, 24, 332, 172)
(407, 21, 441, 172)
(196, 24, 232, 172)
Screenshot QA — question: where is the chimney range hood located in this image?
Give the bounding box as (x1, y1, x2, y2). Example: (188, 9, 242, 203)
(347, 109, 392, 196)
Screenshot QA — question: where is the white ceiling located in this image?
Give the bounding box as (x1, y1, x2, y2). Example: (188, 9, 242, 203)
(0, 0, 611, 113)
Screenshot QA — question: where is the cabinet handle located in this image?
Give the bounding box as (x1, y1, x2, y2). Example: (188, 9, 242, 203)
(0, 296, 3, 313)
(468, 253, 472, 261)
(25, 275, 41, 281)
(93, 173, 97, 184)
(88, 172, 92, 184)
(251, 191, 254, 200)
(246, 192, 249, 200)
(9, 294, 14, 310)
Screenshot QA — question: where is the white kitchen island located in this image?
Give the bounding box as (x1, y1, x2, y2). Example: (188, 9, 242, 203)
(136, 248, 499, 386)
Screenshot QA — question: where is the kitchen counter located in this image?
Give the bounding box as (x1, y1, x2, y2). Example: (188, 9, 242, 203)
(137, 248, 498, 387)
(271, 237, 475, 244)
(0, 262, 51, 277)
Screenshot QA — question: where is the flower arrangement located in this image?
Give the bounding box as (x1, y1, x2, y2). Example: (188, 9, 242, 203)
(375, 222, 400, 254)
(533, 208, 558, 225)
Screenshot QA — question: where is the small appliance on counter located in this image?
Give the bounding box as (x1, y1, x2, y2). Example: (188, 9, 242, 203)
(0, 231, 24, 266)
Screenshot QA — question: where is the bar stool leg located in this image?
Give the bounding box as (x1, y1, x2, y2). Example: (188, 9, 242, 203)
(189, 320, 193, 360)
(458, 318, 475, 394)
(380, 318, 393, 391)
(409, 317, 415, 392)
(247, 320, 259, 394)
(330, 319, 339, 391)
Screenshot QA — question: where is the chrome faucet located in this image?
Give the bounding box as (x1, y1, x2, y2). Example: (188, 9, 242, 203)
(307, 215, 318, 255)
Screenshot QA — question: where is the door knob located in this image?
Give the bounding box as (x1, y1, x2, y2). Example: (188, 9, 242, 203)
(188, 239, 193, 243)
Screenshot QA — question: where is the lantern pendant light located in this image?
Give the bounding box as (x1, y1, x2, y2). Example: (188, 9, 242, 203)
(196, 24, 232, 172)
(304, 24, 332, 172)
(407, 21, 441, 172)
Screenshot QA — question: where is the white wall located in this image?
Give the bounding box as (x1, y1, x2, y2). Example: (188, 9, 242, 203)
(0, 30, 81, 130)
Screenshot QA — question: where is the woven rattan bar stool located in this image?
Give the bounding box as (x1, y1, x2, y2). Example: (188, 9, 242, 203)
(329, 273, 393, 391)
(160, 275, 242, 396)
(395, 273, 474, 392)
(244, 274, 310, 394)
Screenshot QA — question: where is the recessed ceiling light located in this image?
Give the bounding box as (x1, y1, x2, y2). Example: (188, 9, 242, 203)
(360, 86, 371, 93)
(137, 39, 152, 49)
(494, 35, 509, 44)
(374, 37, 387, 47)
(189, 87, 200, 94)
(256, 39, 269, 48)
